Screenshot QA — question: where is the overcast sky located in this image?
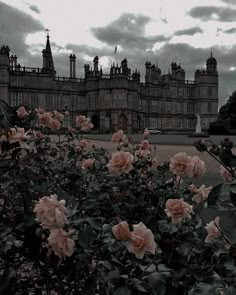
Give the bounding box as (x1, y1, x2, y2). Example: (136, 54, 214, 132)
(1, 0, 236, 106)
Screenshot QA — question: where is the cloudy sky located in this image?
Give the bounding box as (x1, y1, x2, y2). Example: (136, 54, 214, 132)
(1, 0, 236, 106)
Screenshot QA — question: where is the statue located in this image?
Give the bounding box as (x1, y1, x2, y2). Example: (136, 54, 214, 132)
(195, 113, 202, 133)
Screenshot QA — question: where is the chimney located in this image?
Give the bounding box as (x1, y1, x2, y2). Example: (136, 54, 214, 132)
(69, 54, 76, 78)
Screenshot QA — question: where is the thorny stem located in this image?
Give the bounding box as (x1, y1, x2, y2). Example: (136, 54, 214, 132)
(213, 221, 232, 247)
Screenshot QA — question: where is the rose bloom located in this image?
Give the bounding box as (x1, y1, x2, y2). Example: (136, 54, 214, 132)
(192, 184, 212, 204)
(152, 157, 159, 168)
(65, 111, 69, 116)
(80, 121, 93, 131)
(38, 112, 53, 127)
(220, 165, 233, 184)
(82, 158, 94, 169)
(50, 119, 61, 130)
(76, 115, 87, 124)
(107, 151, 134, 174)
(140, 140, 151, 151)
(16, 106, 28, 119)
(130, 222, 157, 259)
(33, 194, 68, 229)
(205, 216, 221, 242)
(112, 221, 132, 240)
(111, 130, 126, 143)
(35, 108, 45, 114)
(139, 149, 151, 158)
(78, 140, 87, 149)
(33, 130, 43, 140)
(5, 127, 30, 149)
(53, 111, 64, 121)
(169, 152, 194, 178)
(189, 183, 198, 194)
(48, 229, 75, 257)
(165, 198, 193, 224)
(192, 156, 206, 178)
(143, 129, 150, 139)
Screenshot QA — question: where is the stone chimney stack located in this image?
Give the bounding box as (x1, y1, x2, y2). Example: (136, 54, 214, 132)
(69, 54, 76, 78)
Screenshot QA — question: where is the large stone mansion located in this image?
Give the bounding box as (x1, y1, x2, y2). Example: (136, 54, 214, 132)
(0, 35, 218, 133)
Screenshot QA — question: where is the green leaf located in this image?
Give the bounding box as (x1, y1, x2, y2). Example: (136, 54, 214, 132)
(78, 225, 97, 249)
(148, 272, 166, 295)
(207, 184, 223, 206)
(87, 217, 102, 230)
(113, 287, 131, 295)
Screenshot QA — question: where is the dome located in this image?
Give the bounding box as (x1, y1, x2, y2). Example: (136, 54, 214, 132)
(207, 52, 217, 65)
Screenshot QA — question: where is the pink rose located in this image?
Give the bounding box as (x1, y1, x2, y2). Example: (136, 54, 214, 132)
(107, 151, 133, 174)
(65, 111, 69, 116)
(82, 158, 94, 169)
(189, 183, 198, 193)
(76, 115, 86, 124)
(192, 184, 212, 204)
(53, 111, 64, 121)
(169, 152, 194, 177)
(33, 130, 43, 140)
(112, 221, 132, 240)
(220, 165, 233, 184)
(6, 127, 30, 149)
(192, 156, 206, 178)
(111, 130, 126, 143)
(140, 140, 151, 150)
(152, 157, 159, 168)
(16, 106, 28, 119)
(80, 121, 93, 131)
(131, 222, 157, 259)
(50, 119, 61, 130)
(38, 112, 53, 127)
(48, 229, 75, 257)
(165, 198, 193, 224)
(33, 194, 68, 229)
(143, 129, 150, 139)
(139, 149, 151, 158)
(205, 216, 221, 242)
(35, 108, 45, 114)
(78, 140, 87, 149)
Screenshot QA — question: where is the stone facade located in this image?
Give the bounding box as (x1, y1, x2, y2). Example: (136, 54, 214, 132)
(0, 36, 218, 133)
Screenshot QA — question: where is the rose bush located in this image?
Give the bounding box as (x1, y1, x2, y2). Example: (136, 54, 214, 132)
(0, 109, 236, 294)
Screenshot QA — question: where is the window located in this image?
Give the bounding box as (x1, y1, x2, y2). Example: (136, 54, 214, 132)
(207, 87, 212, 97)
(46, 95, 53, 109)
(11, 92, 23, 106)
(208, 102, 212, 113)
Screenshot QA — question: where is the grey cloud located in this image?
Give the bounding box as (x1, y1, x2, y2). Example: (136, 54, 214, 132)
(0, 1, 44, 63)
(224, 27, 236, 34)
(174, 27, 203, 36)
(188, 6, 236, 22)
(29, 4, 40, 14)
(219, 0, 236, 4)
(91, 12, 170, 50)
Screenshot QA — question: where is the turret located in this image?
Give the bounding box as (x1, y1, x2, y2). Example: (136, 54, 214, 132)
(0, 46, 10, 102)
(42, 34, 55, 75)
(206, 52, 217, 75)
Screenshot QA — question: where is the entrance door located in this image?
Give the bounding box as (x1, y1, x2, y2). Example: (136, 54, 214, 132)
(118, 114, 128, 131)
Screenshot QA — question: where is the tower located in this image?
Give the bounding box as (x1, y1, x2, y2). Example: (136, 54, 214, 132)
(42, 33, 55, 75)
(0, 45, 10, 103)
(206, 51, 217, 75)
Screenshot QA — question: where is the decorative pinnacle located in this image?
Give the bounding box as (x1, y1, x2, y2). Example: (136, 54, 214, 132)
(45, 28, 50, 37)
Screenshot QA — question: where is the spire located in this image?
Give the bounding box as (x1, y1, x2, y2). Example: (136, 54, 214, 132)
(42, 30, 55, 74)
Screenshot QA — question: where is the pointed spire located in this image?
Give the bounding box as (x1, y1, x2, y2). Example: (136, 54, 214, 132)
(42, 31, 55, 74)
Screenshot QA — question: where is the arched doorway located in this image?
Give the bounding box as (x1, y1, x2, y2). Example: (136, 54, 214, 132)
(118, 114, 128, 131)
(91, 113, 100, 130)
